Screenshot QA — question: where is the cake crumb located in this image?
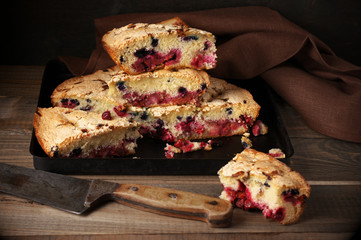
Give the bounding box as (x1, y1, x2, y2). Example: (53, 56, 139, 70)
(268, 148, 285, 159)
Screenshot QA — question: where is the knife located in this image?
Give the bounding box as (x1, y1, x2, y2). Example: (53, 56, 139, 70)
(0, 163, 233, 227)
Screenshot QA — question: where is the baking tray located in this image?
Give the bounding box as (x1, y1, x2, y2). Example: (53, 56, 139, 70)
(30, 59, 293, 175)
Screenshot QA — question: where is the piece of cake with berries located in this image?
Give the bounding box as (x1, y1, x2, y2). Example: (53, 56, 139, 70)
(102, 22, 217, 75)
(51, 65, 125, 114)
(218, 149, 311, 225)
(33, 107, 141, 158)
(124, 77, 260, 142)
(108, 68, 210, 108)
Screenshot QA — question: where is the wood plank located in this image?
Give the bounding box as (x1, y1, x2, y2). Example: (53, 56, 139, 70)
(0, 185, 360, 237)
(0, 232, 356, 240)
(288, 138, 361, 181)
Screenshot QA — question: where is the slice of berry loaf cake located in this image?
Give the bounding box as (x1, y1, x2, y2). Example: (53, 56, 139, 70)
(123, 77, 260, 142)
(102, 23, 217, 74)
(33, 107, 141, 158)
(218, 149, 311, 225)
(108, 68, 210, 108)
(51, 65, 124, 113)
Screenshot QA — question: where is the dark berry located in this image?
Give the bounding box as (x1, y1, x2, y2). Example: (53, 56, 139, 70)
(86, 99, 92, 103)
(116, 81, 126, 91)
(72, 148, 82, 155)
(291, 189, 300, 195)
(155, 119, 164, 129)
(102, 111, 112, 120)
(264, 182, 270, 187)
(186, 116, 193, 123)
(134, 48, 155, 58)
(183, 35, 199, 41)
(70, 99, 80, 105)
(176, 116, 182, 121)
(70, 148, 82, 157)
(120, 56, 125, 63)
(203, 41, 211, 50)
(201, 83, 207, 90)
(226, 107, 233, 115)
(151, 37, 159, 47)
(61, 98, 79, 108)
(178, 87, 188, 96)
(242, 140, 251, 149)
(140, 111, 149, 120)
(282, 189, 299, 196)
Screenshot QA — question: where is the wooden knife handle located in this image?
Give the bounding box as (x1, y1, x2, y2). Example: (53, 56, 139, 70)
(112, 184, 233, 227)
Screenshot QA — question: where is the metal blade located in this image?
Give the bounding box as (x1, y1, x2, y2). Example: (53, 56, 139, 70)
(0, 163, 117, 214)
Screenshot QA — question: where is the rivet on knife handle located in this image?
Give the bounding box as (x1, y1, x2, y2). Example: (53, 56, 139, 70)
(111, 184, 233, 228)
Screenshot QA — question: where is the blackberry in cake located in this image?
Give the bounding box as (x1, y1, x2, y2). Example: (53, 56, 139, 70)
(218, 149, 311, 225)
(102, 22, 217, 75)
(108, 68, 210, 108)
(124, 77, 260, 142)
(33, 107, 141, 158)
(51, 65, 125, 118)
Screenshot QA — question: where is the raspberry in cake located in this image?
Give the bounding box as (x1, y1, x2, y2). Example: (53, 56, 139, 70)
(51, 65, 125, 118)
(252, 119, 268, 136)
(218, 149, 311, 225)
(102, 22, 217, 74)
(108, 68, 210, 108)
(33, 107, 141, 158)
(125, 77, 260, 142)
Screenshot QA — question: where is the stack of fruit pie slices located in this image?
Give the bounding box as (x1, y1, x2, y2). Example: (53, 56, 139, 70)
(33, 18, 261, 158)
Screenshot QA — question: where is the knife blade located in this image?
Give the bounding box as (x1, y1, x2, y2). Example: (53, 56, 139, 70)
(0, 163, 233, 227)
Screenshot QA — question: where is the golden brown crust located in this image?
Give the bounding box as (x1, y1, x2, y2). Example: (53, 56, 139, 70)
(102, 22, 216, 74)
(51, 65, 121, 105)
(33, 107, 140, 157)
(220, 149, 311, 197)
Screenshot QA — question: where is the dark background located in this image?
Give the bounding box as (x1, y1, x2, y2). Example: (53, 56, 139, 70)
(2, 0, 361, 66)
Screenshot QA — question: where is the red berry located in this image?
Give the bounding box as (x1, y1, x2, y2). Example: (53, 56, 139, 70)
(102, 111, 112, 120)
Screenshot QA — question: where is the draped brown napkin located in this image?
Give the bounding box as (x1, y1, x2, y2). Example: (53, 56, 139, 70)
(60, 6, 361, 143)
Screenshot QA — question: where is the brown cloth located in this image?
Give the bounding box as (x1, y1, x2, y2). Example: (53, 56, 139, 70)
(60, 6, 361, 143)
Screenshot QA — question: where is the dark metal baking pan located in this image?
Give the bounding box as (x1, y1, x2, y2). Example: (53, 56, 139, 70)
(30, 59, 293, 175)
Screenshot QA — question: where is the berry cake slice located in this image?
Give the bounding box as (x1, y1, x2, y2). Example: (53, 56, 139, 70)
(51, 65, 124, 114)
(124, 77, 260, 142)
(218, 149, 311, 225)
(102, 22, 217, 74)
(33, 107, 141, 158)
(108, 68, 210, 108)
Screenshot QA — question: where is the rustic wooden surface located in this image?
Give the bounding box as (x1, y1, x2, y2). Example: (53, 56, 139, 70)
(0, 65, 361, 239)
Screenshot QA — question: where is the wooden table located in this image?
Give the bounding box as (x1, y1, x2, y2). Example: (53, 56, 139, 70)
(0, 65, 360, 240)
